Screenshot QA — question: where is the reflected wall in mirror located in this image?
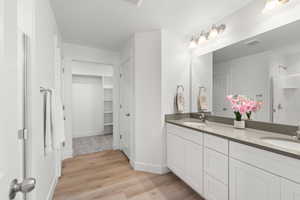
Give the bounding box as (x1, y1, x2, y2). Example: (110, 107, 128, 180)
(192, 20, 300, 126)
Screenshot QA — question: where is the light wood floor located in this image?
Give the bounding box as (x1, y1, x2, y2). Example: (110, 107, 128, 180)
(54, 150, 204, 200)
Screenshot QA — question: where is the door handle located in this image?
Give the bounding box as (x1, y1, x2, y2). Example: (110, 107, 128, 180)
(9, 178, 36, 199)
(126, 113, 130, 117)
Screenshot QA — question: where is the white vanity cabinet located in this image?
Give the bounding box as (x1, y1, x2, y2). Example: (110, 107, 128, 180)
(167, 123, 300, 200)
(166, 124, 204, 195)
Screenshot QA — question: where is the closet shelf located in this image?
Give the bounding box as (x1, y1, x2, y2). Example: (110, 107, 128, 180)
(104, 111, 113, 114)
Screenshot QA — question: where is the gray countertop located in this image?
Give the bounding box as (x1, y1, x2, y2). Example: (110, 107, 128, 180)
(166, 118, 300, 160)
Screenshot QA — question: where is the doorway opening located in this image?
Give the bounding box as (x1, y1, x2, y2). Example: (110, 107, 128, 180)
(71, 62, 114, 156)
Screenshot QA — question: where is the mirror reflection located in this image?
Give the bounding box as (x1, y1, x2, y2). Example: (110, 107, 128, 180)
(193, 20, 300, 126)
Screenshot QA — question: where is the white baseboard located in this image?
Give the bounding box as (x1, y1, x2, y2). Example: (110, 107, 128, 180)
(131, 161, 169, 174)
(47, 177, 58, 200)
(62, 148, 73, 160)
(73, 130, 104, 138)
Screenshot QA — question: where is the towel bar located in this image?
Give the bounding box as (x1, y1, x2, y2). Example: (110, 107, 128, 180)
(40, 87, 53, 155)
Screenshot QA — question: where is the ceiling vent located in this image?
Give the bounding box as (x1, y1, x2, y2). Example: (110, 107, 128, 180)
(124, 0, 144, 7)
(244, 39, 261, 46)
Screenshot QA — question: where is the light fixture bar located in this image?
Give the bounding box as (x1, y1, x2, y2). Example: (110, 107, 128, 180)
(188, 24, 226, 48)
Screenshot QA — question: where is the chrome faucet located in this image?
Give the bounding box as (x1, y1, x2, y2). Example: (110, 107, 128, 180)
(198, 113, 206, 122)
(294, 125, 300, 140)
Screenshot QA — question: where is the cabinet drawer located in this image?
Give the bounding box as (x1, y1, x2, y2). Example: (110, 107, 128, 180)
(167, 123, 203, 145)
(204, 173, 228, 200)
(204, 133, 228, 155)
(230, 141, 300, 184)
(204, 148, 228, 185)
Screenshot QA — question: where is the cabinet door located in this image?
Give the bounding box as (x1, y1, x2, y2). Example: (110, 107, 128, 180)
(204, 148, 228, 185)
(229, 159, 281, 200)
(185, 140, 203, 195)
(282, 179, 300, 200)
(167, 133, 185, 178)
(204, 173, 228, 200)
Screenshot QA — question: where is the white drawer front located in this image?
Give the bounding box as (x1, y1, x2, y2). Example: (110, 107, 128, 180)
(230, 141, 300, 184)
(167, 123, 203, 145)
(204, 173, 228, 200)
(204, 148, 228, 185)
(204, 133, 228, 155)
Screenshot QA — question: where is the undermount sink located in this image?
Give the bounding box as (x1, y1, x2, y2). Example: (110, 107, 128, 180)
(261, 137, 300, 151)
(182, 122, 206, 127)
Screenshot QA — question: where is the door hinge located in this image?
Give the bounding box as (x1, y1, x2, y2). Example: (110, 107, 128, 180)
(120, 73, 122, 78)
(120, 135, 123, 139)
(62, 67, 65, 73)
(62, 105, 65, 110)
(18, 128, 28, 140)
(120, 104, 122, 109)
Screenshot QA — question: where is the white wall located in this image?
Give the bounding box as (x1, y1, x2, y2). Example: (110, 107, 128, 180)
(126, 30, 190, 173)
(133, 30, 164, 172)
(19, 0, 62, 199)
(72, 75, 104, 138)
(191, 53, 213, 112)
(72, 61, 113, 77)
(62, 43, 119, 158)
(193, 0, 300, 56)
(161, 30, 190, 115)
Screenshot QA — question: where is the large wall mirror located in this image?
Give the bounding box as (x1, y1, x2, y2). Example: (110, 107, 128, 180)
(192, 20, 300, 126)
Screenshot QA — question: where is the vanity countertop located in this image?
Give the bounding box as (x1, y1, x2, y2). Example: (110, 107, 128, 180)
(166, 118, 300, 160)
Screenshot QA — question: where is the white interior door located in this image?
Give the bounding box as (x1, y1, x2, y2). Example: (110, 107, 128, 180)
(0, 0, 31, 199)
(119, 60, 131, 158)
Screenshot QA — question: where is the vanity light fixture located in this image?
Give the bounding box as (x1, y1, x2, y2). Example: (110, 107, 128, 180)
(189, 36, 198, 49)
(208, 25, 219, 39)
(208, 24, 226, 39)
(263, 0, 290, 13)
(198, 31, 208, 44)
(188, 24, 226, 48)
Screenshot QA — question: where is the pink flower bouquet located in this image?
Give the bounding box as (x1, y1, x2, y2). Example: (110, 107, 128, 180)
(227, 95, 263, 121)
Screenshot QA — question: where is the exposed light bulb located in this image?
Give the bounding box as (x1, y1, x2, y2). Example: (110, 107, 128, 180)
(198, 32, 207, 44)
(189, 38, 198, 49)
(218, 24, 226, 34)
(208, 25, 219, 39)
(263, 0, 290, 13)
